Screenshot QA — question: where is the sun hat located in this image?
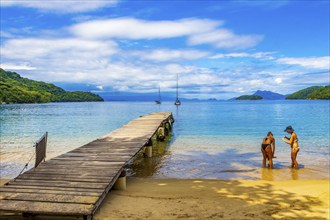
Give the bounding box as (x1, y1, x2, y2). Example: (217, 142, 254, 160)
(284, 125, 294, 132)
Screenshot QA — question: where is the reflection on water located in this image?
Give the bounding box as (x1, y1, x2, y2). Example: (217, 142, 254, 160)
(291, 169, 298, 180)
(259, 166, 330, 181)
(125, 134, 173, 177)
(261, 168, 274, 181)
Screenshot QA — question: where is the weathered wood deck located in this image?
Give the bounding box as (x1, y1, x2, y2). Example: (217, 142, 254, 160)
(0, 112, 174, 219)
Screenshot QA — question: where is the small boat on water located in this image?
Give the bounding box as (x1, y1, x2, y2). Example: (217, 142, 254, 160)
(174, 73, 181, 105)
(174, 99, 181, 105)
(155, 86, 161, 104)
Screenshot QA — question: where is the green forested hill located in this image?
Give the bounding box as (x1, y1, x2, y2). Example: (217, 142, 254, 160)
(236, 95, 263, 100)
(0, 68, 103, 104)
(308, 85, 330, 99)
(286, 85, 330, 100)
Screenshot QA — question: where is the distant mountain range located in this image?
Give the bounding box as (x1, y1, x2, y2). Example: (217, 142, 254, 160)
(234, 86, 329, 100)
(0, 69, 103, 104)
(253, 90, 286, 100)
(234, 90, 286, 100)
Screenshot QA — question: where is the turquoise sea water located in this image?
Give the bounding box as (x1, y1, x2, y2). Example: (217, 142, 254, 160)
(0, 101, 329, 180)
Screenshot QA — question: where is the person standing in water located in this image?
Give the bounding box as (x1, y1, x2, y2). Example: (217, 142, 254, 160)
(261, 132, 276, 169)
(282, 126, 300, 169)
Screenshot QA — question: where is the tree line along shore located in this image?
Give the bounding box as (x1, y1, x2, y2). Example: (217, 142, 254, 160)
(0, 68, 103, 104)
(1, 68, 329, 104)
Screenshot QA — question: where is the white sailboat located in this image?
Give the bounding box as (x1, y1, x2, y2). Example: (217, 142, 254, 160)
(174, 73, 181, 105)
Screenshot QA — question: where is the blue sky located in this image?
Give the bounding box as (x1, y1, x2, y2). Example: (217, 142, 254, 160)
(1, 0, 329, 99)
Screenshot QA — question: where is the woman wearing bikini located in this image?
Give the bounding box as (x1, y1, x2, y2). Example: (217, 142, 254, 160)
(282, 126, 300, 169)
(261, 132, 276, 169)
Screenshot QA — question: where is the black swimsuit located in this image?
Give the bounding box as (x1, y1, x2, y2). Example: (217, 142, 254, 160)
(261, 144, 270, 150)
(262, 137, 270, 150)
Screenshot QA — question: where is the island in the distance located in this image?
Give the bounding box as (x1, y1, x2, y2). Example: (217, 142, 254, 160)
(236, 95, 263, 100)
(0, 68, 104, 104)
(235, 86, 329, 100)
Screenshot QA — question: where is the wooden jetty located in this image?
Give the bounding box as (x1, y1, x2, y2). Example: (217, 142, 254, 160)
(0, 112, 174, 220)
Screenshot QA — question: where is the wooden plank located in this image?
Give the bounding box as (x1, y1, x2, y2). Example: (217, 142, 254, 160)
(1, 192, 99, 205)
(44, 160, 124, 166)
(51, 156, 132, 162)
(70, 148, 142, 153)
(7, 179, 108, 189)
(83, 141, 147, 145)
(36, 163, 123, 169)
(21, 172, 114, 180)
(70, 147, 142, 151)
(31, 167, 119, 174)
(49, 158, 131, 163)
(58, 152, 138, 157)
(30, 167, 121, 176)
(0, 187, 101, 197)
(15, 175, 112, 183)
(37, 163, 125, 170)
(31, 167, 120, 174)
(0, 185, 104, 193)
(0, 200, 93, 215)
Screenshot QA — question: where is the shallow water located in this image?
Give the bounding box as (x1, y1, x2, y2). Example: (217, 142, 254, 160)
(0, 101, 329, 180)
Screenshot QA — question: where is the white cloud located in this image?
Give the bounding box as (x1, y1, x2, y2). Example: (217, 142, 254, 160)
(275, 78, 283, 84)
(188, 30, 263, 50)
(164, 64, 195, 74)
(210, 52, 275, 60)
(1, 37, 119, 84)
(277, 56, 330, 69)
(96, 85, 104, 90)
(70, 17, 221, 40)
(70, 17, 261, 50)
(0, 31, 15, 38)
(132, 49, 210, 62)
(0, 62, 36, 70)
(0, 0, 118, 13)
(1, 38, 118, 60)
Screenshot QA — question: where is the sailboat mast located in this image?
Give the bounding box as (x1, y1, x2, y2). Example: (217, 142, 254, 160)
(174, 73, 181, 105)
(176, 73, 179, 99)
(159, 85, 161, 101)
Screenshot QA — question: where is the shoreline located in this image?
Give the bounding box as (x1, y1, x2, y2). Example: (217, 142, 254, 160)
(1, 178, 329, 220)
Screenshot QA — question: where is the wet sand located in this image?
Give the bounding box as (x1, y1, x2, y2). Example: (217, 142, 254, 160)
(1, 178, 329, 220)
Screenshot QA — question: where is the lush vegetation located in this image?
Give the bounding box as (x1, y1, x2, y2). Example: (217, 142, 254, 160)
(0, 68, 103, 104)
(286, 85, 329, 100)
(236, 95, 263, 100)
(308, 85, 330, 99)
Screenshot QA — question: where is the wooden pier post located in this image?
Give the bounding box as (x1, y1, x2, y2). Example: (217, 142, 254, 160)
(144, 139, 153, 158)
(157, 125, 165, 141)
(113, 170, 126, 190)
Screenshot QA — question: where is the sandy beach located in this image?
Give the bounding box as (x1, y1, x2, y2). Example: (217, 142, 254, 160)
(94, 178, 329, 220)
(1, 178, 329, 220)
